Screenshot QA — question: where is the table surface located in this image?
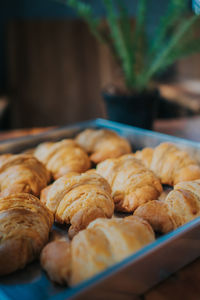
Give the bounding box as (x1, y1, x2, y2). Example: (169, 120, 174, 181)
(0, 117, 200, 300)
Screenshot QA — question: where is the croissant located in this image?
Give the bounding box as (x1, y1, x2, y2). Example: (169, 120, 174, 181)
(34, 139, 91, 179)
(134, 142, 200, 185)
(75, 129, 131, 164)
(0, 193, 53, 276)
(40, 215, 155, 286)
(40, 171, 114, 238)
(134, 179, 200, 233)
(96, 154, 163, 212)
(0, 154, 51, 197)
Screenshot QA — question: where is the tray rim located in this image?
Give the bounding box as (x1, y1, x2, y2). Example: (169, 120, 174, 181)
(0, 118, 200, 149)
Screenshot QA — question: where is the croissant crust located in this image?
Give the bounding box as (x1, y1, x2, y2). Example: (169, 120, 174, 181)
(41, 215, 155, 286)
(34, 139, 91, 179)
(0, 154, 51, 197)
(134, 179, 200, 233)
(75, 129, 131, 163)
(134, 142, 200, 185)
(96, 154, 163, 212)
(0, 193, 53, 276)
(40, 171, 114, 238)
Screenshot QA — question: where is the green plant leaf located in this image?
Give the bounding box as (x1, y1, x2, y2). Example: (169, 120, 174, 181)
(55, 0, 200, 93)
(59, 0, 106, 43)
(159, 38, 200, 71)
(149, 0, 188, 57)
(132, 0, 148, 81)
(139, 15, 199, 89)
(116, 0, 133, 63)
(103, 0, 134, 89)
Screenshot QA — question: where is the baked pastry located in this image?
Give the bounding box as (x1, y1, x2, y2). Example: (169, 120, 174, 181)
(75, 129, 131, 164)
(0, 193, 53, 276)
(96, 154, 163, 212)
(134, 142, 200, 185)
(134, 179, 200, 233)
(0, 154, 51, 197)
(40, 171, 114, 238)
(34, 139, 91, 179)
(40, 215, 155, 286)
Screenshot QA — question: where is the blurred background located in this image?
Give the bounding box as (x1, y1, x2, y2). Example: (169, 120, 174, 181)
(0, 0, 200, 131)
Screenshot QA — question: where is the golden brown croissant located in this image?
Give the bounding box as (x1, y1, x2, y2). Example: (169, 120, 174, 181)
(34, 139, 91, 179)
(96, 154, 163, 212)
(40, 171, 114, 238)
(0, 154, 51, 197)
(75, 129, 131, 164)
(134, 179, 200, 233)
(134, 142, 200, 185)
(0, 193, 53, 276)
(40, 215, 155, 286)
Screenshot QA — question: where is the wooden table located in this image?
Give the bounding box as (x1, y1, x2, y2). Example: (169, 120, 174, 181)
(0, 117, 200, 300)
(154, 116, 200, 142)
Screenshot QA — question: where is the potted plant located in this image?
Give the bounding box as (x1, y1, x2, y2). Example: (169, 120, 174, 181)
(61, 0, 200, 129)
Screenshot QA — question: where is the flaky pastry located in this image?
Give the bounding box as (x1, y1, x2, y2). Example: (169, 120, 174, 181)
(134, 142, 200, 185)
(134, 179, 200, 233)
(96, 154, 163, 212)
(0, 193, 53, 275)
(40, 215, 155, 286)
(0, 154, 51, 197)
(75, 129, 131, 164)
(40, 171, 114, 238)
(34, 139, 91, 179)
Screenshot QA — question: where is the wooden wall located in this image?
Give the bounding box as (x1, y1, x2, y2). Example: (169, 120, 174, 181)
(6, 20, 200, 128)
(6, 20, 114, 128)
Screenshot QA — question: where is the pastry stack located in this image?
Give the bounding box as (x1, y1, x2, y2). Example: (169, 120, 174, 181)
(1, 128, 200, 288)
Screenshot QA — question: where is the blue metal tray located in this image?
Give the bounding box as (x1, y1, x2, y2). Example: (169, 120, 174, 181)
(0, 118, 200, 300)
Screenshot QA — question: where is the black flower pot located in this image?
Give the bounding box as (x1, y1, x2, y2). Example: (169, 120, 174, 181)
(102, 90, 159, 130)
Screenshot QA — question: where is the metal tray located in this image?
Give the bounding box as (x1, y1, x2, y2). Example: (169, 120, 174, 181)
(1, 118, 200, 300)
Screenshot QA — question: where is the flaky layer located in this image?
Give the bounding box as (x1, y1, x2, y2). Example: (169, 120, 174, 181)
(0, 154, 51, 197)
(134, 143, 200, 185)
(75, 129, 131, 164)
(41, 215, 155, 286)
(97, 154, 163, 212)
(40, 171, 114, 238)
(34, 139, 91, 179)
(134, 179, 200, 233)
(0, 193, 53, 275)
